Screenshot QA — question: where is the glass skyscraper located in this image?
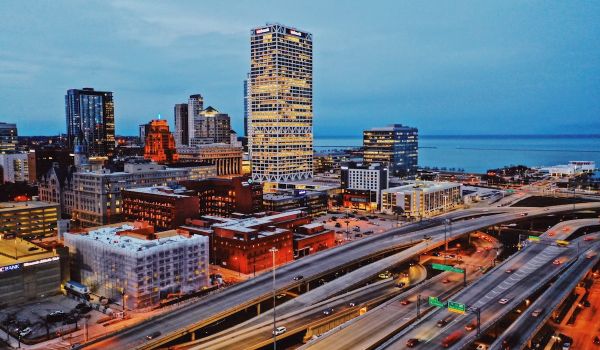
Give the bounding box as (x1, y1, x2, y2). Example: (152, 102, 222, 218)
(363, 124, 419, 177)
(249, 23, 313, 182)
(65, 88, 115, 157)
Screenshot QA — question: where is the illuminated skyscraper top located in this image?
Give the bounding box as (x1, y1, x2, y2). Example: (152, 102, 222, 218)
(249, 23, 313, 182)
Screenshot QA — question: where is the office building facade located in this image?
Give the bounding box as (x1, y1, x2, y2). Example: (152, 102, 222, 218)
(363, 124, 418, 176)
(340, 162, 389, 210)
(144, 119, 178, 164)
(174, 103, 189, 147)
(249, 23, 313, 182)
(381, 181, 462, 218)
(0, 122, 18, 152)
(189, 106, 231, 145)
(0, 152, 29, 183)
(65, 88, 115, 157)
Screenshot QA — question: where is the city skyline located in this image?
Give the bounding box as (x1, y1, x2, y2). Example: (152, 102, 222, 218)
(1, 1, 599, 137)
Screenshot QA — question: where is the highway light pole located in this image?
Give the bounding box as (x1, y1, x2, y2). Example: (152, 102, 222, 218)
(270, 247, 278, 350)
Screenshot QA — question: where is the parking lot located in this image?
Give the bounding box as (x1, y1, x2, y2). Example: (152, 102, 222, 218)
(0, 294, 106, 345)
(316, 211, 399, 243)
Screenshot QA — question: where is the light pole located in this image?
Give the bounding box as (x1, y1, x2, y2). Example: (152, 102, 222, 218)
(269, 247, 278, 350)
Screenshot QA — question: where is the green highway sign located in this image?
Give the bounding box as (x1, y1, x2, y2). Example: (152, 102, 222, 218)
(447, 300, 466, 314)
(428, 296, 445, 308)
(432, 263, 464, 274)
(528, 235, 540, 242)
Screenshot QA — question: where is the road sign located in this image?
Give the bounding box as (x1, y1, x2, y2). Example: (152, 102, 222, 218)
(528, 235, 540, 242)
(428, 296, 445, 308)
(432, 263, 464, 274)
(447, 300, 466, 314)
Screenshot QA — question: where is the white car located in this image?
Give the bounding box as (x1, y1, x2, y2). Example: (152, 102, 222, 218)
(19, 327, 32, 337)
(273, 326, 286, 336)
(499, 298, 509, 304)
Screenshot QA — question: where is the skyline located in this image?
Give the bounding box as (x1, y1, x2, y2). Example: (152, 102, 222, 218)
(1, 1, 599, 137)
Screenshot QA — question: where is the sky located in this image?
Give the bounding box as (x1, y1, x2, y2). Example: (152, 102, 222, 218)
(0, 1, 599, 137)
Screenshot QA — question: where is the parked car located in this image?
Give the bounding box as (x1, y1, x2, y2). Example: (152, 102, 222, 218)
(19, 327, 32, 337)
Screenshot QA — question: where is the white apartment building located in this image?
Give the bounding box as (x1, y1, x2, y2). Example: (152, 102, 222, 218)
(64, 223, 209, 309)
(0, 152, 29, 183)
(381, 181, 462, 219)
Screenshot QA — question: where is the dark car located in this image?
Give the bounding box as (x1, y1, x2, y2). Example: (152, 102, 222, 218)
(437, 319, 448, 327)
(406, 338, 419, 347)
(593, 336, 600, 345)
(322, 307, 335, 315)
(293, 275, 304, 281)
(146, 331, 161, 340)
(335, 223, 342, 228)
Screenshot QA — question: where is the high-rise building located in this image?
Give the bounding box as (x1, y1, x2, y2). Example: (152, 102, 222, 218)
(363, 124, 418, 177)
(190, 106, 231, 145)
(249, 23, 313, 182)
(0, 122, 18, 152)
(187, 94, 204, 146)
(138, 123, 150, 146)
(65, 88, 115, 157)
(144, 119, 178, 164)
(174, 103, 189, 147)
(243, 74, 249, 137)
(0, 152, 29, 183)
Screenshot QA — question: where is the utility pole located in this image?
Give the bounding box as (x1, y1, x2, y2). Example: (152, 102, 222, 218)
(269, 247, 278, 350)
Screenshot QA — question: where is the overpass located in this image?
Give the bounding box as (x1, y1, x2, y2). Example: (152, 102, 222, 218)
(80, 203, 600, 350)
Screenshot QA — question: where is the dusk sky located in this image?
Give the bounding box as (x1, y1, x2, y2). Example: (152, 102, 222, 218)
(1, 1, 599, 137)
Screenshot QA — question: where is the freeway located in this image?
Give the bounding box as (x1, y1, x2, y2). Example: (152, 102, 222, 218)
(489, 237, 600, 350)
(178, 264, 428, 350)
(301, 234, 500, 350)
(377, 219, 600, 350)
(81, 203, 600, 350)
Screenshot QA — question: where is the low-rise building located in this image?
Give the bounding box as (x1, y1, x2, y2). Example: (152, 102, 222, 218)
(263, 189, 328, 217)
(178, 144, 242, 176)
(63, 222, 209, 309)
(293, 222, 335, 258)
(381, 181, 462, 219)
(0, 238, 64, 306)
(180, 176, 263, 217)
(122, 186, 199, 231)
(0, 201, 59, 239)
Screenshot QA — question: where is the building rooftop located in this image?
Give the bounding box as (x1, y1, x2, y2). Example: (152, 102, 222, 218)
(384, 181, 460, 193)
(0, 238, 56, 266)
(0, 201, 58, 213)
(64, 223, 203, 252)
(125, 186, 193, 198)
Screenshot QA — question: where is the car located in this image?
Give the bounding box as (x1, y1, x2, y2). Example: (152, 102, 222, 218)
(437, 319, 448, 327)
(348, 302, 356, 307)
(28, 246, 39, 251)
(276, 293, 286, 299)
(476, 344, 488, 350)
(432, 252, 441, 257)
(293, 275, 304, 281)
(355, 233, 363, 238)
(544, 208, 550, 211)
(378, 271, 392, 279)
(323, 307, 335, 315)
(395, 282, 405, 288)
(584, 235, 594, 241)
(520, 213, 528, 216)
(553, 259, 561, 265)
(442, 278, 450, 284)
(273, 326, 286, 336)
(593, 336, 600, 345)
(19, 327, 32, 337)
(531, 308, 543, 317)
(587, 253, 595, 259)
(583, 300, 591, 307)
(505, 269, 513, 274)
(465, 323, 476, 331)
(363, 230, 374, 235)
(548, 231, 555, 236)
(145, 331, 161, 340)
(400, 299, 410, 305)
(334, 223, 342, 228)
(499, 298, 510, 304)
(563, 342, 571, 350)
(406, 338, 420, 347)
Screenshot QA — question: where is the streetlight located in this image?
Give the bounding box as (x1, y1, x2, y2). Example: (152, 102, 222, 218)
(269, 247, 278, 350)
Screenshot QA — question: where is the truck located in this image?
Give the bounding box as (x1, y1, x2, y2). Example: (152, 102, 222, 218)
(64, 280, 90, 299)
(442, 331, 463, 348)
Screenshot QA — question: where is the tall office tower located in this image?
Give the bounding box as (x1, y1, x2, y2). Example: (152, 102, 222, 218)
(190, 107, 231, 145)
(144, 119, 178, 164)
(363, 124, 419, 177)
(65, 88, 115, 157)
(139, 123, 150, 146)
(249, 23, 313, 182)
(174, 103, 189, 147)
(243, 74, 249, 137)
(187, 94, 204, 146)
(0, 122, 18, 152)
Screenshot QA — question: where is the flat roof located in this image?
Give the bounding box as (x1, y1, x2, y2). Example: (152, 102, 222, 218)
(0, 238, 56, 266)
(124, 186, 192, 198)
(0, 201, 58, 213)
(64, 224, 204, 252)
(384, 181, 461, 193)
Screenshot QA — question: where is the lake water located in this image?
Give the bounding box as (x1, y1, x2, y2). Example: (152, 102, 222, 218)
(314, 135, 600, 173)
